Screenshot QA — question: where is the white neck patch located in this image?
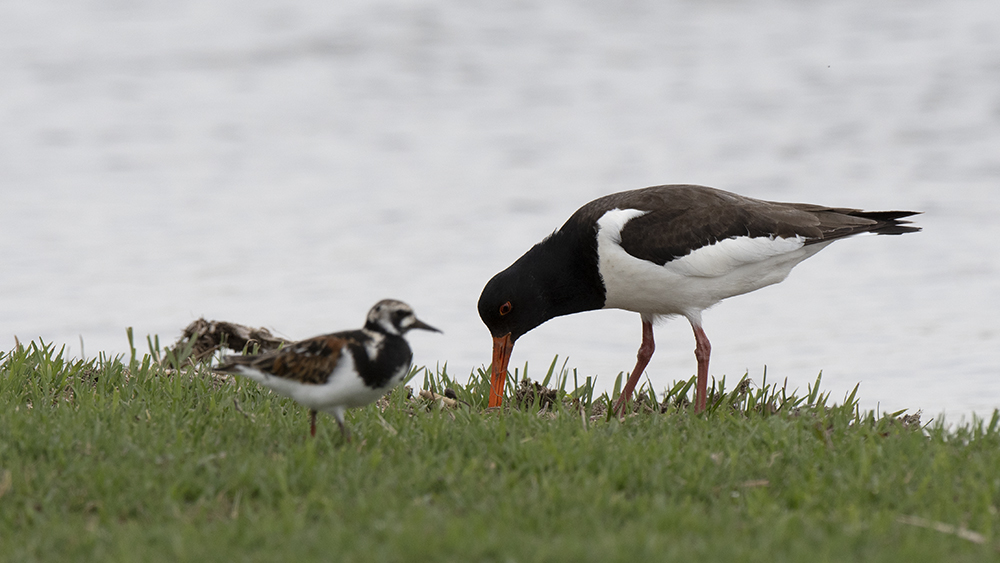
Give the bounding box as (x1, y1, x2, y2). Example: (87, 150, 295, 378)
(596, 208, 648, 245)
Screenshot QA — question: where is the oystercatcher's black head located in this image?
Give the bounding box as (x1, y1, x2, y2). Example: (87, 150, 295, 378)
(478, 262, 554, 408)
(478, 267, 553, 343)
(478, 229, 606, 407)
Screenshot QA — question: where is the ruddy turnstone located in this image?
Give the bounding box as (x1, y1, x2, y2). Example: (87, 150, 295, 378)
(478, 184, 920, 414)
(217, 299, 440, 438)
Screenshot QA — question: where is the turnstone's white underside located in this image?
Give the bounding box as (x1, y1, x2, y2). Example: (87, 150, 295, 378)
(231, 352, 409, 414)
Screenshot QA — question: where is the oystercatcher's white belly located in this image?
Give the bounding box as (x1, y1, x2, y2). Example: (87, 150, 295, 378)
(595, 208, 831, 319)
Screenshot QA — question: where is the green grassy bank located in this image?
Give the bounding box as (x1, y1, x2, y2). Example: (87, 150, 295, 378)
(1, 339, 998, 562)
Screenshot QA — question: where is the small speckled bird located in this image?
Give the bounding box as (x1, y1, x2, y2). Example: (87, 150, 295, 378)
(216, 299, 440, 439)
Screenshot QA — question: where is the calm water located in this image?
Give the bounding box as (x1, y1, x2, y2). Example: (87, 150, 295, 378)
(2, 0, 999, 421)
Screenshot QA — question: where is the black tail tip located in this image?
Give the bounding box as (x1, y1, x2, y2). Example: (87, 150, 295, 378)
(860, 210, 922, 235)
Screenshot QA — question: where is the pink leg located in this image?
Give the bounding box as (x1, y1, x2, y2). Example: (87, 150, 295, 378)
(692, 324, 711, 413)
(613, 319, 655, 416)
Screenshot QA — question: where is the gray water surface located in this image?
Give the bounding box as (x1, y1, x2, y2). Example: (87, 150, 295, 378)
(2, 0, 998, 421)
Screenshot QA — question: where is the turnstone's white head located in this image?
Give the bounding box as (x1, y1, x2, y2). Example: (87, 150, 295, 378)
(365, 299, 441, 336)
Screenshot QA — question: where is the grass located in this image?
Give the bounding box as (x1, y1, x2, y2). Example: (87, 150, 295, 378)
(1, 337, 999, 562)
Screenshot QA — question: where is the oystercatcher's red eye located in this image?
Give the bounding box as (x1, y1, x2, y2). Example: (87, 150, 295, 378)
(499, 301, 512, 316)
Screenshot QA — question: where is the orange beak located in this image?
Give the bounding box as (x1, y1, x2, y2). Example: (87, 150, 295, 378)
(489, 333, 514, 407)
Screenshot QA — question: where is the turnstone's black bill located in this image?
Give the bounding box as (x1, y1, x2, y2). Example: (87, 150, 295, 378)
(216, 299, 441, 439)
(478, 184, 920, 414)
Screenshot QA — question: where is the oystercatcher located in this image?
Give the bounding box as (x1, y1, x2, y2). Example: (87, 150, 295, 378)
(216, 299, 440, 438)
(478, 185, 920, 414)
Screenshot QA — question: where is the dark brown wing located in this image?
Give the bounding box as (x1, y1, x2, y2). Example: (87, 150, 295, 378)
(568, 185, 919, 266)
(217, 334, 352, 385)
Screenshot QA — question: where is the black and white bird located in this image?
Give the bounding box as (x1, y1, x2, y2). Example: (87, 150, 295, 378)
(216, 299, 440, 439)
(478, 185, 920, 414)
